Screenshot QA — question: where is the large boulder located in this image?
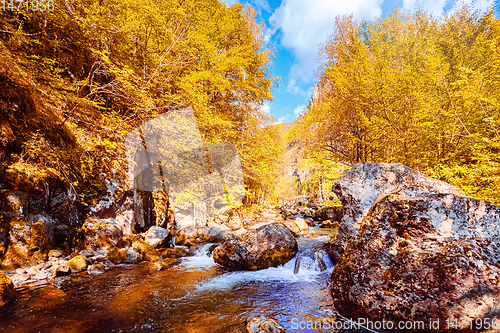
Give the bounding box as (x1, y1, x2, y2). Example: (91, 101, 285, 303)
(280, 220, 301, 234)
(132, 240, 160, 262)
(331, 192, 500, 332)
(64, 255, 90, 272)
(333, 163, 464, 253)
(174, 224, 228, 246)
(294, 217, 309, 231)
(0, 272, 15, 307)
(311, 206, 343, 222)
(144, 226, 173, 248)
(213, 223, 298, 271)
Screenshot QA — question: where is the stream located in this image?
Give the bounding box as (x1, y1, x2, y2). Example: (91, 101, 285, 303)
(0, 227, 366, 333)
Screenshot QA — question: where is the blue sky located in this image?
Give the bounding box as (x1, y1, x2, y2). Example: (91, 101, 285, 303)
(223, 0, 499, 123)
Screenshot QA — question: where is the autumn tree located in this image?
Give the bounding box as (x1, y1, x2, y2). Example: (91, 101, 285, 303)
(292, 6, 500, 204)
(0, 0, 278, 212)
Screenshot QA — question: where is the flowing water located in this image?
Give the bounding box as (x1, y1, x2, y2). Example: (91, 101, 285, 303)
(0, 228, 367, 333)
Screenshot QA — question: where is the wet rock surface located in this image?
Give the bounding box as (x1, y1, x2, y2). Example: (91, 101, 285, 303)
(132, 240, 160, 262)
(0, 178, 79, 267)
(64, 255, 90, 272)
(0, 272, 15, 307)
(174, 224, 228, 246)
(331, 192, 500, 332)
(213, 222, 298, 271)
(332, 163, 464, 255)
(245, 316, 285, 333)
(144, 226, 173, 248)
(294, 217, 309, 231)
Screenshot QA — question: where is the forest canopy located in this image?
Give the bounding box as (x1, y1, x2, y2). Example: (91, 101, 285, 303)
(290, 6, 500, 204)
(0, 0, 281, 208)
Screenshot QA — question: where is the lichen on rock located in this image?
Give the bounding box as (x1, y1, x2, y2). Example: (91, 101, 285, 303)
(332, 163, 465, 260)
(331, 192, 500, 332)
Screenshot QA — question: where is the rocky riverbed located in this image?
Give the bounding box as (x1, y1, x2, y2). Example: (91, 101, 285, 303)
(0, 201, 341, 312)
(3, 162, 498, 333)
(0, 218, 343, 333)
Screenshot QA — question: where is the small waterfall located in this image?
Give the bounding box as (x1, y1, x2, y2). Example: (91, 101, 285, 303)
(291, 237, 334, 275)
(193, 243, 215, 257)
(292, 249, 332, 274)
(180, 243, 217, 269)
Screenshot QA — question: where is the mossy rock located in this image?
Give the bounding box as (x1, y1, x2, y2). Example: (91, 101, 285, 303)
(64, 255, 89, 272)
(248, 247, 297, 271)
(132, 240, 160, 262)
(0, 272, 15, 307)
(106, 246, 129, 264)
(159, 248, 189, 259)
(213, 223, 298, 271)
(29, 221, 47, 249)
(158, 258, 180, 270)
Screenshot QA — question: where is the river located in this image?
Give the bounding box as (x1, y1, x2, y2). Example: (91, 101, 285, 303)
(0, 227, 367, 333)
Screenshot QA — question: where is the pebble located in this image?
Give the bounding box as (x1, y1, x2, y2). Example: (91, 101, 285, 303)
(15, 268, 27, 275)
(34, 271, 49, 280)
(91, 250, 108, 262)
(42, 261, 53, 270)
(27, 266, 39, 275)
(55, 265, 71, 277)
(16, 274, 30, 281)
(49, 250, 63, 258)
(87, 264, 105, 275)
(79, 249, 94, 257)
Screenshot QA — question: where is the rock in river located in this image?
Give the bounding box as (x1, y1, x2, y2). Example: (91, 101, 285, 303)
(332, 163, 464, 255)
(331, 192, 500, 332)
(213, 223, 298, 271)
(144, 226, 173, 248)
(64, 255, 90, 272)
(246, 316, 285, 333)
(294, 217, 309, 231)
(0, 272, 15, 307)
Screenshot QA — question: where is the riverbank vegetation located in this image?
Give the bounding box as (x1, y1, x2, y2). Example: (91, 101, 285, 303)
(0, 0, 281, 211)
(291, 6, 500, 204)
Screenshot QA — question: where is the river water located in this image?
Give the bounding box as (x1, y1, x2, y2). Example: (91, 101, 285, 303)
(0, 228, 367, 333)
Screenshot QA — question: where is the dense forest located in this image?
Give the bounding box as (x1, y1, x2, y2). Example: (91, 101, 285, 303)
(291, 6, 500, 204)
(3, 1, 499, 213)
(1, 2, 500, 331)
(0, 0, 282, 215)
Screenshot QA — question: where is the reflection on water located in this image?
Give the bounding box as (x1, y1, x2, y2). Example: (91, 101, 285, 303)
(0, 235, 365, 333)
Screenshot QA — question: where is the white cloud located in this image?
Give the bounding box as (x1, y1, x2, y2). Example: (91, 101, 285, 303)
(286, 79, 313, 96)
(277, 114, 292, 123)
(447, 0, 495, 13)
(403, 0, 495, 15)
(253, 0, 272, 12)
(293, 104, 307, 117)
(260, 101, 272, 114)
(270, 0, 384, 86)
